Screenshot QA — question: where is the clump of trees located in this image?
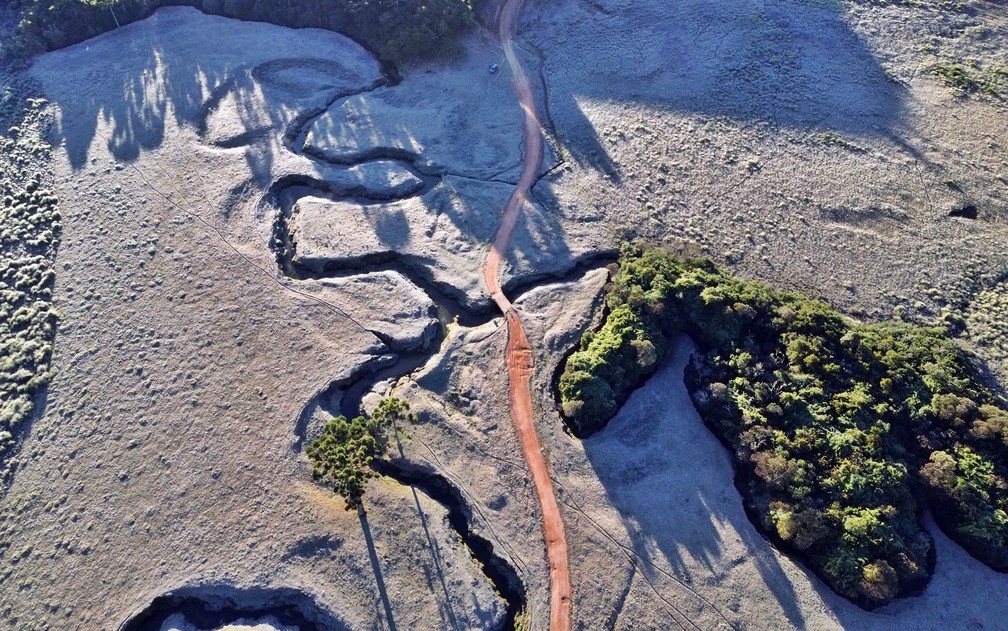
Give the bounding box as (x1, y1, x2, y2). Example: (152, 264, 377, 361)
(3, 0, 156, 57)
(7, 0, 482, 65)
(559, 243, 1008, 607)
(306, 397, 416, 510)
(338, 0, 483, 63)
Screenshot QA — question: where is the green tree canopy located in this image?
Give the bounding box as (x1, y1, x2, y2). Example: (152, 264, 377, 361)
(306, 397, 416, 510)
(559, 243, 1008, 607)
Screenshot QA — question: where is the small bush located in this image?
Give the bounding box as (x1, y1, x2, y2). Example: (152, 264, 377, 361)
(931, 62, 1007, 99)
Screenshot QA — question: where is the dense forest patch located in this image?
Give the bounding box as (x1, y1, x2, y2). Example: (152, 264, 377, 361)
(4, 0, 483, 65)
(559, 243, 1008, 607)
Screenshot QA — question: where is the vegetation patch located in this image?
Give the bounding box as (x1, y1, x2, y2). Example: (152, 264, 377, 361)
(815, 130, 861, 151)
(0, 90, 60, 485)
(6, 0, 483, 65)
(965, 282, 1008, 378)
(931, 62, 1008, 100)
(559, 243, 1008, 607)
(306, 397, 416, 510)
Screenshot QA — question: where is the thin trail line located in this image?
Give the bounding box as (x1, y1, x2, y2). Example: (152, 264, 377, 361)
(556, 478, 732, 630)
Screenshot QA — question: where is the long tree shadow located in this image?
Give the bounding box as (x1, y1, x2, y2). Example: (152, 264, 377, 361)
(390, 434, 461, 630)
(406, 485, 462, 631)
(358, 505, 399, 631)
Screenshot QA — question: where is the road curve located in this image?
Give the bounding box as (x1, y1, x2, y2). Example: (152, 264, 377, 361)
(483, 0, 573, 629)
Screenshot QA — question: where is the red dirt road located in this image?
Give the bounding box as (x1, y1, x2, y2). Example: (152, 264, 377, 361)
(483, 0, 573, 628)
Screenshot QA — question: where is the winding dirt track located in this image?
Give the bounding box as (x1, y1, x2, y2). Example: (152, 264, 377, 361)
(483, 0, 573, 628)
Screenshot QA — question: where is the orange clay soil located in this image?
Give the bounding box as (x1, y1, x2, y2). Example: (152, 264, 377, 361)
(482, 0, 573, 628)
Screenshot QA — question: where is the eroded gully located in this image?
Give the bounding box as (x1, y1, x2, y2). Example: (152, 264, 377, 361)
(265, 1, 576, 626)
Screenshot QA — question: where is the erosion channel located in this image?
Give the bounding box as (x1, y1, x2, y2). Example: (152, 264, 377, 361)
(264, 0, 578, 626)
(272, 116, 531, 631)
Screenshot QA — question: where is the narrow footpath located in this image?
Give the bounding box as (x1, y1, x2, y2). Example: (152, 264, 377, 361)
(483, 0, 573, 628)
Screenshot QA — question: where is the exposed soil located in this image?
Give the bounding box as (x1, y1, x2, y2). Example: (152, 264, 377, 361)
(482, 0, 572, 627)
(2, 10, 510, 630)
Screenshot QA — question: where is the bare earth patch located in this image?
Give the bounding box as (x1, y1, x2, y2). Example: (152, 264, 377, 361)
(3, 8, 506, 630)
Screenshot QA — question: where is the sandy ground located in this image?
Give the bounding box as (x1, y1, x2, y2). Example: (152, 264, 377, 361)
(2, 0, 1008, 629)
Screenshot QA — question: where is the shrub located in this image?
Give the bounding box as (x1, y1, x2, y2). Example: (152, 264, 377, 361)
(558, 302, 667, 435)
